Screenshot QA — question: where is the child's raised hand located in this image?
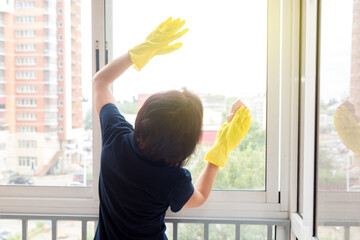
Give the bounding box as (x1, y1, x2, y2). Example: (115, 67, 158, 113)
(226, 99, 247, 122)
(204, 105, 251, 169)
(128, 17, 189, 71)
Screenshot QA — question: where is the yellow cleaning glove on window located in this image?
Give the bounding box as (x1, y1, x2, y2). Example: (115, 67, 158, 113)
(128, 17, 189, 71)
(334, 105, 360, 158)
(204, 106, 252, 169)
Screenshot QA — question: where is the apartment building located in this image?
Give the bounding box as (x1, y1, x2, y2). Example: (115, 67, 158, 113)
(0, 0, 83, 178)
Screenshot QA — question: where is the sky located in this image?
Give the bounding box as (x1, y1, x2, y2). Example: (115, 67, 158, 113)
(81, 0, 355, 103)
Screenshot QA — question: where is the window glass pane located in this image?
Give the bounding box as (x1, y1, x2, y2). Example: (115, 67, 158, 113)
(316, 0, 360, 236)
(350, 227, 360, 240)
(57, 221, 81, 240)
(209, 224, 235, 239)
(240, 225, 267, 240)
(87, 221, 96, 240)
(109, 0, 267, 190)
(178, 223, 203, 239)
(28, 220, 51, 240)
(317, 226, 343, 240)
(0, 0, 93, 186)
(0, 219, 22, 240)
(165, 222, 173, 240)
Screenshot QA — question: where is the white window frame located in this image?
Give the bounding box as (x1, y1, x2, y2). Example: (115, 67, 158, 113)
(290, 0, 318, 239)
(102, 0, 296, 222)
(0, 0, 100, 216)
(0, 0, 302, 224)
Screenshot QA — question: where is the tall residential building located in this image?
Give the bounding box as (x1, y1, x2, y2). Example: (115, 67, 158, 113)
(0, 0, 83, 179)
(350, 0, 360, 115)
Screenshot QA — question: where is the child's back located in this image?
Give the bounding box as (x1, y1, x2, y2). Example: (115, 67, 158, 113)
(95, 103, 194, 239)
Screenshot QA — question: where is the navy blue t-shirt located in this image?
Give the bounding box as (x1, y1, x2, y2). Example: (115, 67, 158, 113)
(94, 103, 194, 240)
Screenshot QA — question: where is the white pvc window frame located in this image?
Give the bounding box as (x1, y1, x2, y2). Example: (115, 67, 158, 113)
(102, 0, 295, 220)
(0, 0, 101, 215)
(290, 0, 318, 239)
(0, 0, 299, 223)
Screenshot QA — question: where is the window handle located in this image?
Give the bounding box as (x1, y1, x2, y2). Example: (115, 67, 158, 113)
(95, 40, 100, 72)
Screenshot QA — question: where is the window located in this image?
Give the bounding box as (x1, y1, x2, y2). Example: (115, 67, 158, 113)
(0, 0, 93, 194)
(0, 84, 5, 95)
(315, 0, 360, 238)
(17, 112, 37, 120)
(16, 30, 36, 37)
(18, 157, 37, 167)
(16, 57, 36, 66)
(16, 71, 36, 79)
(16, 1, 35, 9)
(16, 44, 36, 52)
(17, 127, 37, 133)
(18, 140, 37, 148)
(15, 16, 36, 23)
(0, 0, 291, 227)
(16, 85, 37, 93)
(17, 99, 37, 107)
(110, 0, 268, 192)
(0, 112, 4, 120)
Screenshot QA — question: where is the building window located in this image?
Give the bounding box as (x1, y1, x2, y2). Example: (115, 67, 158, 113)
(16, 71, 37, 80)
(58, 61, 63, 68)
(18, 157, 37, 167)
(0, 143, 6, 150)
(0, 112, 4, 120)
(58, 48, 63, 55)
(57, 8, 63, 15)
(0, 98, 5, 109)
(16, 1, 36, 9)
(57, 21, 63, 28)
(16, 30, 36, 37)
(17, 112, 37, 121)
(0, 84, 5, 95)
(15, 16, 36, 23)
(57, 34, 63, 41)
(16, 99, 37, 107)
(16, 85, 37, 93)
(58, 74, 63, 81)
(58, 100, 63, 107)
(15, 44, 36, 52)
(18, 140, 37, 149)
(16, 57, 36, 66)
(17, 127, 37, 133)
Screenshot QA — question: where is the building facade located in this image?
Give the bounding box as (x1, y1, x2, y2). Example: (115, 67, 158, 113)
(0, 0, 83, 180)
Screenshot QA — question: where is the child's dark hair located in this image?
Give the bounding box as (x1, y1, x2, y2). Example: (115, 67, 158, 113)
(134, 89, 203, 167)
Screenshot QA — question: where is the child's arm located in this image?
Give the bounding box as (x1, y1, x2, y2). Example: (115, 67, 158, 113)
(184, 100, 251, 208)
(183, 162, 218, 208)
(93, 53, 133, 115)
(93, 17, 188, 115)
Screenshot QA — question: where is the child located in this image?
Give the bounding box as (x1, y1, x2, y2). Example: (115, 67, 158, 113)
(93, 17, 251, 240)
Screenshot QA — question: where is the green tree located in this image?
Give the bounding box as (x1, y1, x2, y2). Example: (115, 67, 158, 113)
(84, 109, 92, 130)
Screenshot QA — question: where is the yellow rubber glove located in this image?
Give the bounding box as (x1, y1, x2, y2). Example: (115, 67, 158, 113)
(334, 105, 360, 158)
(128, 17, 189, 71)
(204, 106, 252, 169)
